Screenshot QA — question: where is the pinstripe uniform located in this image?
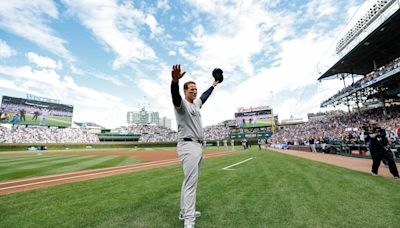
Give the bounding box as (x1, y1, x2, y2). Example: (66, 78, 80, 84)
(171, 81, 214, 227)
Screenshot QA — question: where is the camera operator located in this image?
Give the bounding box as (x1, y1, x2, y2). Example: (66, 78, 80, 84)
(364, 120, 399, 179)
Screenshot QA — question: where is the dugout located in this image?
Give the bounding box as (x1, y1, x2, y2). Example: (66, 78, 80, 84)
(97, 133, 140, 142)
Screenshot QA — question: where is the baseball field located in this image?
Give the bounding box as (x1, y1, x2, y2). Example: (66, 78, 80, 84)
(1, 113, 72, 127)
(1, 146, 399, 227)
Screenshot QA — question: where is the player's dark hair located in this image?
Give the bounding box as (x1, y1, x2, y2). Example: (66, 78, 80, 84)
(184, 81, 196, 90)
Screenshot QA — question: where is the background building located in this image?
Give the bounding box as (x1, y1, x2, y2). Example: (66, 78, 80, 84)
(159, 116, 171, 129)
(127, 107, 170, 129)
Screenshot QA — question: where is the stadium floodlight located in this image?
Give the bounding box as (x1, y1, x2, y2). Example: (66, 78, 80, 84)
(336, 0, 396, 54)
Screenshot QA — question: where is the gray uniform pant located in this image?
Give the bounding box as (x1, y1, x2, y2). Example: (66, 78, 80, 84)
(177, 141, 203, 226)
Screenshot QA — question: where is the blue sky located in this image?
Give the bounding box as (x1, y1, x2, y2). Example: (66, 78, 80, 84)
(0, 0, 368, 129)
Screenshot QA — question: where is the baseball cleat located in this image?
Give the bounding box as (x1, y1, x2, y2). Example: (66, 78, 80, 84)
(179, 211, 201, 220)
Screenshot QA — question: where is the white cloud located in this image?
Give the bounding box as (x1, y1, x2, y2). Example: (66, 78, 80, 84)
(146, 14, 164, 37)
(0, 65, 61, 86)
(0, 0, 73, 61)
(62, 0, 158, 68)
(70, 65, 84, 75)
(25, 52, 62, 69)
(168, 50, 176, 56)
(187, 0, 273, 76)
(0, 39, 16, 58)
(157, 0, 170, 11)
(0, 78, 25, 92)
(305, 0, 338, 19)
(91, 73, 124, 87)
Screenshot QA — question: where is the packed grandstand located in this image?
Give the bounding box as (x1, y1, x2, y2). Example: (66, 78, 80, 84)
(0, 104, 399, 145)
(269, 106, 400, 146)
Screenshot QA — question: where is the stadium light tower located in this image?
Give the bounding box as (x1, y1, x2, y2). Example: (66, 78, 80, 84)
(269, 90, 274, 109)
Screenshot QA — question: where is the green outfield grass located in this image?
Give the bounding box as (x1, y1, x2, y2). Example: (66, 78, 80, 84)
(0, 155, 140, 181)
(1, 148, 399, 227)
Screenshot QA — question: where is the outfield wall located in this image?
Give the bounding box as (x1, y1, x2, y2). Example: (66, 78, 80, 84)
(0, 142, 172, 152)
(0, 140, 248, 152)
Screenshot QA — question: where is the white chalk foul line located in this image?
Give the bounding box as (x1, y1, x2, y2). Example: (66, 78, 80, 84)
(0, 158, 178, 185)
(0, 159, 179, 191)
(0, 151, 236, 192)
(222, 157, 254, 170)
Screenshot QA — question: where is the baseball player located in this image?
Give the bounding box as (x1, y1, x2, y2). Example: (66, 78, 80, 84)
(171, 64, 220, 228)
(223, 139, 228, 150)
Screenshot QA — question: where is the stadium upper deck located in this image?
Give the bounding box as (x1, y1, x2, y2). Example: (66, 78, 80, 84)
(318, 0, 400, 80)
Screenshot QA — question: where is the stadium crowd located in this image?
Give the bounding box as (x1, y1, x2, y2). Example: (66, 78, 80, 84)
(0, 127, 99, 143)
(270, 106, 400, 146)
(117, 125, 176, 142)
(3, 106, 398, 146)
(322, 56, 400, 104)
(117, 123, 231, 142)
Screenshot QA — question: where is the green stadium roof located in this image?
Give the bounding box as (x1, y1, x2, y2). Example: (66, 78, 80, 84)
(318, 9, 400, 80)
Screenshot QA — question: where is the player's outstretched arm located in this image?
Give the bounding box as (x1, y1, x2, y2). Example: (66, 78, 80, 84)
(200, 80, 219, 105)
(171, 64, 186, 107)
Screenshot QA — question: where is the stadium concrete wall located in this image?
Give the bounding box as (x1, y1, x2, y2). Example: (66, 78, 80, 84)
(0, 142, 172, 152)
(0, 140, 246, 152)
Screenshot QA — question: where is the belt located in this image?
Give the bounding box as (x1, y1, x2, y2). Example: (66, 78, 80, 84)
(183, 138, 203, 144)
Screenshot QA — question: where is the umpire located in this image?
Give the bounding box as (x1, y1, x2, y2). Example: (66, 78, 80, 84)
(171, 64, 219, 228)
(364, 120, 399, 179)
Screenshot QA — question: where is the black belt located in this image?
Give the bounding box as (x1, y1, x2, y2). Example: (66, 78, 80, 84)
(183, 138, 203, 144)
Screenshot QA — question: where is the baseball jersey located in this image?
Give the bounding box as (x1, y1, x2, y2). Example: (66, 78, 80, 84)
(171, 81, 214, 141)
(174, 98, 204, 140)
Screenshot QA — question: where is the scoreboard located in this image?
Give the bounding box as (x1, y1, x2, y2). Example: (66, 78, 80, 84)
(231, 106, 274, 139)
(234, 106, 273, 128)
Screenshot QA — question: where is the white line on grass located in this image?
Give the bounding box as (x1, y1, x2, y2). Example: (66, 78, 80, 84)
(0, 159, 180, 191)
(0, 158, 178, 185)
(0, 151, 235, 191)
(222, 157, 254, 170)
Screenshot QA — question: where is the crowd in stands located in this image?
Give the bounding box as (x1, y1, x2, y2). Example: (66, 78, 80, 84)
(117, 123, 231, 142)
(270, 106, 400, 147)
(3, 106, 398, 146)
(322, 56, 400, 104)
(204, 125, 230, 140)
(0, 122, 230, 144)
(118, 125, 176, 142)
(0, 127, 99, 143)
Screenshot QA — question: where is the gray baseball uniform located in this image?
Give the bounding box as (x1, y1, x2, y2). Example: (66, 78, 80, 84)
(171, 81, 214, 226)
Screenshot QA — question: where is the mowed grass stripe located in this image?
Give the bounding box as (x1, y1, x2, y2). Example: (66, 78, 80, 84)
(0, 155, 56, 163)
(0, 155, 76, 168)
(84, 156, 138, 170)
(0, 155, 99, 181)
(115, 156, 140, 166)
(51, 156, 129, 173)
(0, 155, 90, 173)
(0, 155, 141, 182)
(1, 149, 399, 227)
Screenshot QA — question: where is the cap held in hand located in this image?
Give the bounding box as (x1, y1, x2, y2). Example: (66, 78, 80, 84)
(212, 68, 224, 83)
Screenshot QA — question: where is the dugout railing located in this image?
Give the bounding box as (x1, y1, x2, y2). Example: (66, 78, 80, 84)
(287, 143, 400, 162)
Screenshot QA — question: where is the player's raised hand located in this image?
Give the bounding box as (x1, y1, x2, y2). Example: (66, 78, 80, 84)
(212, 80, 219, 87)
(171, 64, 186, 82)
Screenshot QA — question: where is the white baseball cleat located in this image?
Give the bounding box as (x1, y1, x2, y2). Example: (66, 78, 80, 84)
(179, 211, 201, 220)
